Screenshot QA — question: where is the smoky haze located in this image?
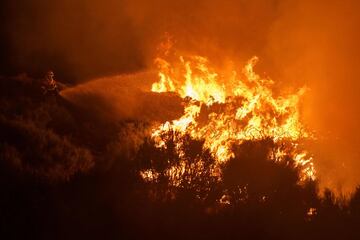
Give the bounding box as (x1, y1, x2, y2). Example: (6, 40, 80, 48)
(1, 0, 360, 195)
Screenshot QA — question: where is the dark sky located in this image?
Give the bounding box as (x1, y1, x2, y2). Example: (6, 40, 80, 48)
(0, 0, 280, 80)
(0, 0, 145, 80)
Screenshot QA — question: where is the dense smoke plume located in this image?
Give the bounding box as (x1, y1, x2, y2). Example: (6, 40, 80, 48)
(1, 0, 360, 195)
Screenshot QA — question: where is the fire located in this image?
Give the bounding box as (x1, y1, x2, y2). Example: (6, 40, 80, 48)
(142, 46, 316, 192)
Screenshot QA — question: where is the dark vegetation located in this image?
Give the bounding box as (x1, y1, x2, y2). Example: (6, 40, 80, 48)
(1, 76, 360, 240)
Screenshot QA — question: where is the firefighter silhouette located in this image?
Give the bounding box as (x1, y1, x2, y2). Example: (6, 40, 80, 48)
(41, 70, 59, 95)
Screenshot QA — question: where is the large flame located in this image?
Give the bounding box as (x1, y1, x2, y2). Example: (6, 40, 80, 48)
(141, 47, 316, 191)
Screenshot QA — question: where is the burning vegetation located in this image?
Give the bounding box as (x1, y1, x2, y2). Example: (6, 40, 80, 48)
(1, 42, 360, 239)
(138, 44, 316, 205)
(3, 0, 360, 239)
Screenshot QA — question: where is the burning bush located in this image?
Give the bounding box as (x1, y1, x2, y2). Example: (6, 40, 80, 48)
(136, 131, 318, 211)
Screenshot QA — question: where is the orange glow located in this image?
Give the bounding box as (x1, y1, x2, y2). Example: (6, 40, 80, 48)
(142, 44, 316, 189)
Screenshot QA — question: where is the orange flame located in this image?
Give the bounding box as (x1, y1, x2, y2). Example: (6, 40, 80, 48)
(143, 47, 316, 188)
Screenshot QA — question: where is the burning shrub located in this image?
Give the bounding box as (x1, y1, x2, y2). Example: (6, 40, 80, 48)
(134, 47, 319, 216)
(136, 131, 317, 205)
(136, 131, 221, 201)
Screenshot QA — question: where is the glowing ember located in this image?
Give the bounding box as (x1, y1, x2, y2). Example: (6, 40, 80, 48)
(306, 207, 317, 220)
(141, 45, 316, 191)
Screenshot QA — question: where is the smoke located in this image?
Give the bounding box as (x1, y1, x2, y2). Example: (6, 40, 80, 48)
(266, 0, 360, 195)
(0, 0, 144, 80)
(1, 0, 360, 195)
